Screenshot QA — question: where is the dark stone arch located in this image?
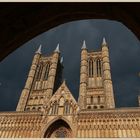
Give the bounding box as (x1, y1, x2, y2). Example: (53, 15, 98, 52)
(44, 119, 73, 138)
(1, 3, 140, 61)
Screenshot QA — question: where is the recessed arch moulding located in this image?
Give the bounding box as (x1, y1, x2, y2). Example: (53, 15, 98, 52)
(40, 117, 76, 138)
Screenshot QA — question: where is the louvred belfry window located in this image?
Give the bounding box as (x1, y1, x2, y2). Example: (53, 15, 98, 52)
(96, 59, 102, 77)
(44, 62, 50, 80)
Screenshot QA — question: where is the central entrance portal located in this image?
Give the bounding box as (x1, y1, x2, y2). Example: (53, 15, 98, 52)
(44, 119, 73, 138)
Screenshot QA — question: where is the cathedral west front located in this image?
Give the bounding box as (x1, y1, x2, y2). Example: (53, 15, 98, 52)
(0, 38, 140, 138)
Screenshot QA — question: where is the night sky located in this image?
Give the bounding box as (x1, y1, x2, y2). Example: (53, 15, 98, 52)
(0, 19, 140, 111)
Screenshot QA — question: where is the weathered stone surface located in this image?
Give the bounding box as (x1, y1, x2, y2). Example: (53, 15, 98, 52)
(0, 39, 140, 138)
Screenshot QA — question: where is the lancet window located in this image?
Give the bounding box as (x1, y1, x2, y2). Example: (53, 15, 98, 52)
(98, 96, 100, 103)
(88, 58, 94, 77)
(64, 101, 70, 114)
(91, 96, 93, 104)
(52, 101, 58, 115)
(36, 63, 43, 80)
(96, 58, 102, 77)
(44, 62, 50, 80)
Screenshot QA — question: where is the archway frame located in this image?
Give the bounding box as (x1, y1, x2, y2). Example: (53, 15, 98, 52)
(40, 116, 75, 138)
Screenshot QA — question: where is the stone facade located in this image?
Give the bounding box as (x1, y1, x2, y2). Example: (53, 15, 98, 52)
(0, 38, 140, 138)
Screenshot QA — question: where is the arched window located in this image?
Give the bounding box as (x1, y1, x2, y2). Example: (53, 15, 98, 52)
(87, 106, 91, 109)
(98, 96, 100, 103)
(96, 59, 102, 77)
(26, 107, 30, 111)
(44, 120, 72, 138)
(100, 105, 104, 109)
(88, 58, 94, 77)
(38, 107, 41, 111)
(93, 106, 97, 109)
(52, 101, 58, 115)
(91, 96, 93, 104)
(32, 107, 36, 110)
(64, 101, 70, 115)
(36, 63, 43, 80)
(44, 62, 50, 80)
(35, 96, 38, 99)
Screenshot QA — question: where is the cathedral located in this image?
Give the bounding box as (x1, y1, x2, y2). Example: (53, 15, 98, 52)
(0, 38, 140, 138)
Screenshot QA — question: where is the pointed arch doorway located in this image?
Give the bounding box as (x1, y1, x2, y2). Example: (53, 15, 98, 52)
(44, 119, 73, 138)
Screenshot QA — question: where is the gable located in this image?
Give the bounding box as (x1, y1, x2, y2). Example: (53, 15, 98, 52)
(45, 81, 79, 116)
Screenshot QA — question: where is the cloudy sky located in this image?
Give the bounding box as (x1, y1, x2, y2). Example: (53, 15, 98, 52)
(0, 19, 140, 111)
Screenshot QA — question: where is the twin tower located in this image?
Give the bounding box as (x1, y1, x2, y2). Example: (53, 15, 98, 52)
(16, 38, 115, 112)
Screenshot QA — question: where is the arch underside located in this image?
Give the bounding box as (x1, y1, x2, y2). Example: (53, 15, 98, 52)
(44, 119, 73, 138)
(1, 3, 140, 61)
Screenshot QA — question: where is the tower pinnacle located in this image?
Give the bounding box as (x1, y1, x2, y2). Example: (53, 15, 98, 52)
(81, 40, 87, 49)
(102, 37, 107, 46)
(35, 45, 42, 54)
(54, 43, 60, 53)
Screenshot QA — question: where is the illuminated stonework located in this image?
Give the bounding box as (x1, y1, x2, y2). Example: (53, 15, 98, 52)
(0, 38, 140, 138)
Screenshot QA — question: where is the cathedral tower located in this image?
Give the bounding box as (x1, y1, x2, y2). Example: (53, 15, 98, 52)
(78, 38, 115, 110)
(16, 44, 63, 111)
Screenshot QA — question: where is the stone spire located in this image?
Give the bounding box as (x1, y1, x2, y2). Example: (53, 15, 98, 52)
(102, 37, 107, 46)
(81, 40, 87, 49)
(54, 43, 60, 53)
(35, 45, 42, 54)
